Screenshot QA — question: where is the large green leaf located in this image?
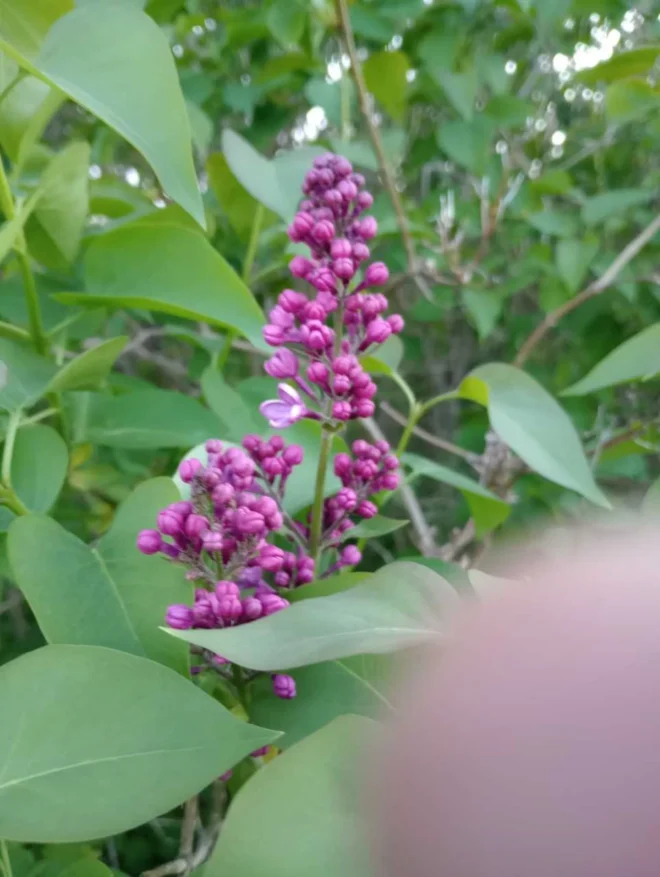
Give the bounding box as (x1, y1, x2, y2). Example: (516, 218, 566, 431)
(606, 79, 660, 122)
(26, 141, 90, 271)
(581, 189, 653, 226)
(436, 69, 478, 120)
(79, 388, 222, 450)
(166, 561, 459, 670)
(0, 60, 64, 169)
(563, 323, 660, 396)
(8, 478, 191, 673)
(363, 50, 409, 120)
(459, 363, 609, 507)
(0, 644, 277, 842)
(47, 337, 128, 393)
(555, 238, 598, 292)
(437, 117, 494, 175)
(201, 367, 261, 442)
(0, 337, 56, 411)
(577, 46, 660, 85)
(0, 2, 203, 225)
(221, 130, 324, 223)
(205, 716, 372, 877)
(249, 655, 393, 749)
(11, 424, 68, 513)
(57, 211, 266, 349)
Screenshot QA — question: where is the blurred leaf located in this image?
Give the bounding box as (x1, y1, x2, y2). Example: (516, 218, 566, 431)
(437, 117, 494, 174)
(0, 644, 277, 841)
(8, 479, 191, 672)
(11, 425, 68, 513)
(459, 363, 610, 507)
(555, 238, 598, 292)
(0, 63, 64, 169)
(0, 189, 42, 264)
(201, 366, 261, 441)
(287, 572, 370, 603)
(363, 50, 409, 121)
(304, 77, 356, 129)
(329, 130, 405, 171)
(0, 2, 204, 226)
(578, 46, 660, 85)
(342, 515, 409, 540)
(525, 211, 579, 237)
(166, 561, 459, 670)
(563, 323, 660, 396)
(606, 79, 660, 121)
(349, 6, 395, 42)
(186, 100, 213, 157)
(360, 334, 404, 375)
(48, 337, 128, 393)
(0, 338, 56, 411)
(248, 655, 393, 749)
(58, 209, 266, 349)
(266, 0, 306, 48)
(207, 152, 265, 239)
(461, 288, 503, 339)
(418, 30, 458, 77)
(205, 717, 372, 877)
(582, 189, 653, 226)
(436, 69, 478, 120)
(484, 94, 532, 127)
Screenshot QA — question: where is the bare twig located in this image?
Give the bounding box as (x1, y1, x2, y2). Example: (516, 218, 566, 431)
(179, 797, 199, 876)
(364, 417, 437, 555)
(515, 212, 660, 367)
(335, 0, 416, 273)
(380, 402, 480, 467)
(439, 519, 476, 562)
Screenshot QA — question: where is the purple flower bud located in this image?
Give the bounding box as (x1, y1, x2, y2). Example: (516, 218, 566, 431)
(282, 443, 304, 465)
(337, 179, 358, 201)
(357, 191, 374, 210)
(311, 220, 335, 244)
(179, 458, 202, 483)
(259, 545, 285, 572)
(192, 600, 215, 628)
(332, 400, 352, 421)
(157, 509, 183, 537)
(212, 654, 230, 667)
(274, 571, 290, 587)
(212, 483, 234, 506)
(215, 580, 241, 598)
(380, 472, 400, 490)
(307, 361, 330, 386)
(309, 267, 336, 292)
(324, 188, 343, 207)
(165, 604, 194, 629)
(263, 457, 284, 478)
(185, 514, 209, 539)
(334, 156, 353, 177)
(264, 348, 299, 379)
(234, 508, 266, 536)
(137, 529, 162, 555)
(334, 453, 352, 477)
(279, 289, 308, 314)
(205, 439, 223, 454)
(217, 594, 242, 624)
(365, 317, 392, 346)
(242, 596, 263, 622)
(203, 531, 224, 552)
(383, 454, 398, 470)
(289, 255, 311, 278)
(317, 167, 334, 187)
(333, 374, 351, 395)
(290, 211, 315, 240)
(357, 500, 378, 518)
(376, 439, 391, 453)
(229, 451, 255, 478)
(352, 241, 370, 262)
(351, 172, 366, 186)
(263, 324, 285, 346)
(332, 258, 356, 280)
(330, 238, 352, 259)
(352, 439, 370, 457)
(340, 545, 362, 567)
(336, 487, 358, 510)
(388, 313, 405, 333)
(301, 320, 333, 353)
(272, 673, 297, 699)
(365, 262, 389, 287)
(302, 301, 327, 321)
(296, 568, 314, 584)
(251, 745, 270, 758)
(260, 593, 290, 616)
(260, 383, 306, 429)
(358, 216, 378, 239)
(354, 399, 376, 417)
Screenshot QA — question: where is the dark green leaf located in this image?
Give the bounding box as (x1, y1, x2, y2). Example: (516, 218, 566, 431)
(606, 79, 660, 121)
(363, 50, 409, 121)
(11, 425, 68, 513)
(581, 189, 654, 226)
(48, 337, 128, 393)
(0, 644, 277, 841)
(437, 117, 494, 175)
(555, 238, 598, 291)
(563, 323, 660, 396)
(436, 69, 478, 120)
(0, 338, 56, 411)
(342, 515, 409, 540)
(166, 561, 459, 670)
(462, 288, 503, 339)
(266, 0, 306, 48)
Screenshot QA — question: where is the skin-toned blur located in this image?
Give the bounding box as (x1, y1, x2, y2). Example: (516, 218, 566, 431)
(370, 522, 660, 877)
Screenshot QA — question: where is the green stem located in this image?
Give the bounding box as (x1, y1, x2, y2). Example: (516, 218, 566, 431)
(1, 839, 13, 877)
(17, 249, 47, 355)
(0, 156, 14, 219)
(0, 487, 28, 517)
(396, 391, 458, 458)
(0, 321, 30, 344)
(2, 409, 21, 487)
(309, 426, 333, 565)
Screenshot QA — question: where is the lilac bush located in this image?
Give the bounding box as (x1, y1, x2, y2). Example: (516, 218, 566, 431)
(137, 153, 403, 701)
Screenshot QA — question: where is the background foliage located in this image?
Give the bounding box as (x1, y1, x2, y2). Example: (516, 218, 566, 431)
(1, 0, 660, 875)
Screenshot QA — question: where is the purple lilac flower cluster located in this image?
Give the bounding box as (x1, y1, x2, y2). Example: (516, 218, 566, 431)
(260, 153, 404, 429)
(138, 154, 403, 703)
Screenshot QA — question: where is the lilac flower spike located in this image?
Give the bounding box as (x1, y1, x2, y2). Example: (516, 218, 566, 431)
(259, 383, 306, 429)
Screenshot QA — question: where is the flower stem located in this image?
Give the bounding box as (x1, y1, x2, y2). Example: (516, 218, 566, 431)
(0, 840, 12, 877)
(309, 426, 333, 565)
(396, 391, 458, 457)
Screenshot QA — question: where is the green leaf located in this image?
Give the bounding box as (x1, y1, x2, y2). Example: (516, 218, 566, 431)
(581, 189, 654, 226)
(26, 141, 90, 271)
(436, 69, 478, 120)
(0, 189, 42, 264)
(0, 62, 64, 169)
(266, 0, 306, 48)
(606, 79, 660, 121)
(418, 31, 459, 78)
(484, 94, 532, 127)
(459, 363, 610, 507)
(8, 478, 191, 673)
(360, 334, 404, 376)
(329, 130, 405, 171)
(248, 656, 393, 750)
(468, 568, 516, 598)
(363, 50, 409, 121)
(349, 6, 395, 42)
(563, 323, 660, 396)
(206, 717, 373, 877)
(437, 117, 494, 175)
(525, 210, 579, 238)
(0, 644, 277, 841)
(47, 337, 128, 393)
(11, 425, 68, 513)
(642, 475, 660, 514)
(80, 389, 222, 449)
(0, 2, 204, 226)
(461, 288, 503, 339)
(342, 515, 409, 540)
(403, 451, 509, 535)
(57, 210, 266, 349)
(165, 561, 459, 670)
(555, 238, 598, 292)
(305, 78, 356, 130)
(577, 46, 660, 85)
(286, 572, 370, 603)
(222, 129, 324, 223)
(207, 152, 265, 239)
(201, 367, 261, 442)
(186, 100, 213, 157)
(0, 337, 56, 411)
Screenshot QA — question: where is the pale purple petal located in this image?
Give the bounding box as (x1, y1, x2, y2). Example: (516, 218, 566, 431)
(277, 383, 302, 405)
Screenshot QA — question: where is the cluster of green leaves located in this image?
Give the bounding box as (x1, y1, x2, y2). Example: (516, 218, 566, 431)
(1, 0, 660, 875)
